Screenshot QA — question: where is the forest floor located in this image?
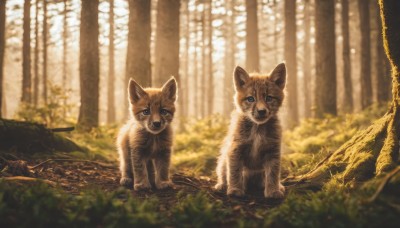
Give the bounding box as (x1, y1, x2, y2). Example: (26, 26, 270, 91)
(1, 104, 400, 227)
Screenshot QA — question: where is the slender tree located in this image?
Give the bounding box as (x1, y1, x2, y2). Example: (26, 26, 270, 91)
(201, 3, 206, 117)
(223, 0, 236, 116)
(206, 0, 213, 116)
(42, 0, 47, 105)
(182, 0, 190, 117)
(358, 0, 372, 109)
(22, 0, 32, 104)
(284, 0, 298, 126)
(314, 0, 337, 117)
(341, 0, 353, 112)
(78, 0, 100, 130)
(62, 0, 68, 91)
(0, 0, 6, 117)
(245, 0, 260, 72)
(153, 0, 180, 108)
(33, 0, 39, 107)
(303, 0, 311, 118)
(107, 0, 116, 123)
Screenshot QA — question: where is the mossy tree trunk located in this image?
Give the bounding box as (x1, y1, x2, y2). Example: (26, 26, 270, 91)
(289, 0, 400, 188)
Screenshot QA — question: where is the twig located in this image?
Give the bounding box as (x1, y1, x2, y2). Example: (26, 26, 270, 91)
(173, 180, 219, 200)
(1, 176, 57, 186)
(31, 159, 116, 169)
(367, 166, 400, 203)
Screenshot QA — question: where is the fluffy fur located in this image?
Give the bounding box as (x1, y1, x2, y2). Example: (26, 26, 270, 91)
(215, 63, 286, 198)
(117, 77, 177, 191)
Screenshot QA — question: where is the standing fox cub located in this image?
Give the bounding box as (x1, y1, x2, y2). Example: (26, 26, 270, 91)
(117, 77, 177, 191)
(215, 63, 286, 198)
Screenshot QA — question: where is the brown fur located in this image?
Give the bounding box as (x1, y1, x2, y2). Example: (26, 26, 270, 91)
(215, 63, 286, 198)
(117, 78, 177, 191)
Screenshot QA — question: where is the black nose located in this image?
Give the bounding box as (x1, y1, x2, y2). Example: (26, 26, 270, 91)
(257, 109, 267, 117)
(153, 121, 161, 128)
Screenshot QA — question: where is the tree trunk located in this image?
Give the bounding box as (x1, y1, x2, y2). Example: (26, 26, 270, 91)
(314, 0, 337, 118)
(42, 0, 47, 105)
(62, 0, 68, 112)
(358, 0, 372, 109)
(153, 0, 180, 87)
(373, 1, 390, 104)
(78, 0, 100, 130)
(206, 0, 213, 116)
(193, 3, 199, 118)
(284, 0, 298, 127)
(124, 0, 151, 120)
(22, 0, 31, 104)
(107, 0, 116, 123)
(0, 0, 6, 118)
(182, 0, 190, 118)
(223, 0, 235, 116)
(303, 0, 311, 119)
(201, 4, 206, 118)
(33, 0, 39, 107)
(287, 0, 400, 189)
(245, 0, 259, 73)
(341, 0, 353, 113)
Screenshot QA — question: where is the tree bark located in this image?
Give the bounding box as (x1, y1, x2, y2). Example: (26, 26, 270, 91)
(373, 1, 390, 103)
(78, 0, 100, 130)
(153, 0, 180, 87)
(22, 0, 32, 104)
(182, 0, 190, 118)
(341, 0, 353, 113)
(358, 0, 372, 109)
(107, 0, 115, 123)
(0, 0, 6, 118)
(314, 0, 337, 118)
(201, 4, 206, 118)
(245, 0, 260, 73)
(42, 0, 47, 105)
(62, 0, 68, 108)
(303, 0, 311, 119)
(33, 0, 39, 107)
(286, 0, 400, 189)
(284, 0, 298, 127)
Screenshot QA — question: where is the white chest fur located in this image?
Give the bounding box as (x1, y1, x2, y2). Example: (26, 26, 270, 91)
(250, 128, 264, 159)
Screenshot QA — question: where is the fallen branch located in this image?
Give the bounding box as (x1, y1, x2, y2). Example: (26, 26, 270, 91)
(50, 127, 75, 133)
(1, 176, 57, 186)
(31, 158, 116, 169)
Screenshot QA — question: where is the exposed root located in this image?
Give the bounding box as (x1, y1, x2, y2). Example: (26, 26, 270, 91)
(288, 112, 399, 189)
(31, 158, 116, 169)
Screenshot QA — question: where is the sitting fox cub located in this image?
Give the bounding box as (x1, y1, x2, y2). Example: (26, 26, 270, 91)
(118, 77, 177, 191)
(215, 63, 286, 198)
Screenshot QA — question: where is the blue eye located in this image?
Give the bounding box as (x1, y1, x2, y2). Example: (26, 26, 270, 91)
(143, 109, 150, 115)
(247, 96, 255, 102)
(160, 109, 168, 115)
(266, 96, 274, 102)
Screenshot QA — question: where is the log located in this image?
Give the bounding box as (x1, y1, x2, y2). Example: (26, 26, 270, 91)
(0, 119, 82, 153)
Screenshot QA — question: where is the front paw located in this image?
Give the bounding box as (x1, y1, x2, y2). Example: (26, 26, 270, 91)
(156, 181, 173, 190)
(134, 181, 151, 191)
(120, 177, 133, 187)
(214, 183, 226, 191)
(227, 187, 245, 197)
(264, 189, 285, 198)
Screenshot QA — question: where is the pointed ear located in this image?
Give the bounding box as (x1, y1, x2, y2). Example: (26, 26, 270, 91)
(233, 66, 250, 91)
(270, 63, 286, 89)
(162, 77, 178, 102)
(128, 78, 147, 103)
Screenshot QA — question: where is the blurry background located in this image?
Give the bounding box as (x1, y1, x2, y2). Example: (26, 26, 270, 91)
(0, 0, 391, 129)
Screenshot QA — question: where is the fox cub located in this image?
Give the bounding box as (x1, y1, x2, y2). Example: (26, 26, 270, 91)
(117, 77, 177, 191)
(215, 63, 286, 198)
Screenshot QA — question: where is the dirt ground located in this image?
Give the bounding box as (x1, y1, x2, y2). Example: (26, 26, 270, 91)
(0, 152, 284, 219)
